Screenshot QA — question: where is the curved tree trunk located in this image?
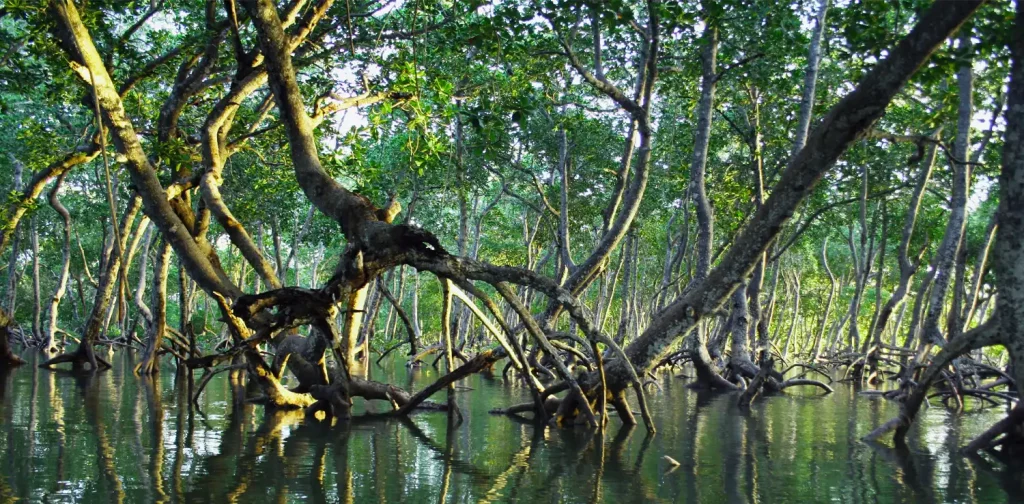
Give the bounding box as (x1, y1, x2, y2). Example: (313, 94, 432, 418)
(136, 241, 172, 375)
(870, 142, 936, 352)
(811, 238, 835, 360)
(31, 216, 42, 345)
(44, 173, 73, 355)
(921, 34, 973, 346)
(686, 22, 733, 390)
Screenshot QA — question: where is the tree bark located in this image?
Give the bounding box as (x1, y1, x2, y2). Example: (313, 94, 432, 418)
(44, 173, 72, 355)
(41, 196, 141, 370)
(870, 142, 936, 351)
(136, 241, 172, 375)
(4, 156, 24, 312)
(31, 216, 42, 344)
(921, 34, 973, 346)
(792, 0, 829, 155)
(811, 238, 835, 360)
(993, 0, 1024, 406)
(0, 307, 24, 366)
(686, 22, 730, 388)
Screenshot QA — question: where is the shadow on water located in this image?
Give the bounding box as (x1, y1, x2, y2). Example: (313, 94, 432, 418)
(0, 352, 1020, 503)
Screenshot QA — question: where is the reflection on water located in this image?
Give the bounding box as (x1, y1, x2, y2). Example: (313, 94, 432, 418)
(1, 352, 1021, 503)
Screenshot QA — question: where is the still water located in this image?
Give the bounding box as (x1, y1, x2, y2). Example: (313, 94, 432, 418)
(0, 352, 1020, 503)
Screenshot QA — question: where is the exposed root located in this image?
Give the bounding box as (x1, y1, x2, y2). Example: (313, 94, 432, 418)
(777, 378, 834, 394)
(862, 319, 1002, 444)
(249, 357, 317, 409)
(396, 349, 503, 415)
(962, 405, 1024, 455)
(489, 397, 561, 416)
(39, 340, 112, 371)
(780, 363, 834, 383)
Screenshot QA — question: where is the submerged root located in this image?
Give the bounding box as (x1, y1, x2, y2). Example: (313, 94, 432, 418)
(963, 405, 1024, 455)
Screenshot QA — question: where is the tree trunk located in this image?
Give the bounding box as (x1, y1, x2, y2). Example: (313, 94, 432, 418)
(921, 34, 973, 346)
(868, 5, 1023, 445)
(609, 0, 981, 389)
(615, 231, 635, 346)
(865, 201, 889, 360)
(136, 241, 171, 375)
(686, 22, 732, 389)
(4, 156, 24, 312)
(846, 165, 872, 352)
(44, 173, 72, 355)
(811, 238, 835, 360)
(793, 0, 829, 154)
(0, 307, 24, 366)
(31, 216, 42, 344)
(960, 212, 997, 332)
(870, 141, 936, 351)
(993, 0, 1024, 410)
(728, 282, 756, 378)
(782, 273, 800, 359)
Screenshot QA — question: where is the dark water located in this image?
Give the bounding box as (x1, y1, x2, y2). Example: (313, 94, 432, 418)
(0, 352, 1020, 503)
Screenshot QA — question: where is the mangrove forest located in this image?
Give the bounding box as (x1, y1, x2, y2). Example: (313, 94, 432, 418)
(1, 0, 1023, 501)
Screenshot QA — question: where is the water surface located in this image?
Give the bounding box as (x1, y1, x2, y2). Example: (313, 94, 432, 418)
(0, 352, 1020, 503)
